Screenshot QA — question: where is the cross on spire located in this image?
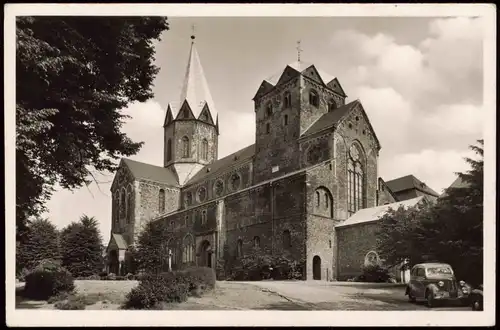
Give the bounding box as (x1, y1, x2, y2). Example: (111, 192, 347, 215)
(296, 40, 303, 62)
(191, 24, 196, 41)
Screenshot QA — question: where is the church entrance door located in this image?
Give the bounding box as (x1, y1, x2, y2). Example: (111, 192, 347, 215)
(109, 250, 119, 275)
(200, 240, 213, 268)
(313, 255, 321, 280)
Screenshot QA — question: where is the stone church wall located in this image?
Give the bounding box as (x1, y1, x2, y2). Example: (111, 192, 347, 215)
(336, 222, 379, 280)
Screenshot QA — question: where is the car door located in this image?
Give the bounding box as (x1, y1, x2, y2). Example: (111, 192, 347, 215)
(409, 267, 418, 295)
(413, 267, 426, 299)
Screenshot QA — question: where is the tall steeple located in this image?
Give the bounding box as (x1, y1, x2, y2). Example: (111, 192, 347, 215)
(163, 30, 219, 186)
(178, 31, 218, 123)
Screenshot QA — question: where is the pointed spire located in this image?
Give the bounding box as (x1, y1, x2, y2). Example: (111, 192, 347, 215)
(179, 32, 218, 122)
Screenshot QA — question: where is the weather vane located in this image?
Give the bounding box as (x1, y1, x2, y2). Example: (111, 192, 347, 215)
(296, 40, 303, 62)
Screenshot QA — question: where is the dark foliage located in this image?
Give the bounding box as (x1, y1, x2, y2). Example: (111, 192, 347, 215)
(134, 220, 172, 274)
(360, 264, 392, 283)
(23, 259, 75, 300)
(16, 217, 60, 274)
(15, 16, 169, 238)
(60, 215, 104, 277)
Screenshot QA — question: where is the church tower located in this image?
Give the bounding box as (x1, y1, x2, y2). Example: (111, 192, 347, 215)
(163, 34, 219, 185)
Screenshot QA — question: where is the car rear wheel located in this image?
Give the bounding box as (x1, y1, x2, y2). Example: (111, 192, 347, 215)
(408, 289, 416, 303)
(471, 299, 483, 311)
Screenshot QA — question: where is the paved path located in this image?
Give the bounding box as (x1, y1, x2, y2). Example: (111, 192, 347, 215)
(238, 281, 471, 311)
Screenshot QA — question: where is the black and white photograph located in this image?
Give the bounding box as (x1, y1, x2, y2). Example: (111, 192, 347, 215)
(5, 3, 496, 327)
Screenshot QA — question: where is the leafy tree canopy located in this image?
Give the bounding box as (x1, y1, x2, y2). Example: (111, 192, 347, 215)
(376, 140, 484, 285)
(16, 16, 169, 238)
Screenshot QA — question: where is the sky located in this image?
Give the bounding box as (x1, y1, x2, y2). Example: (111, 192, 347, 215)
(43, 16, 484, 244)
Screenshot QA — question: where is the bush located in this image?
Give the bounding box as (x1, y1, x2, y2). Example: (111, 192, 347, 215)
(54, 295, 86, 310)
(123, 267, 215, 309)
(23, 259, 75, 300)
(361, 264, 392, 283)
(225, 252, 304, 281)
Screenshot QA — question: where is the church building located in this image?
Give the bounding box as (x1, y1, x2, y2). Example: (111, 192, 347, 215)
(106, 34, 439, 281)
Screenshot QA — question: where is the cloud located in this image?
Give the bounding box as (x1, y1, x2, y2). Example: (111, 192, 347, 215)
(379, 148, 477, 194)
(218, 111, 256, 158)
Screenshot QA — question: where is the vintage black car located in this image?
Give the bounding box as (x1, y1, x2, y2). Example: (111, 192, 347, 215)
(470, 284, 483, 311)
(405, 263, 471, 308)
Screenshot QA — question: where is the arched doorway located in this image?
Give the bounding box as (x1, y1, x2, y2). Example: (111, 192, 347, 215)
(109, 250, 119, 274)
(313, 255, 321, 280)
(199, 240, 213, 268)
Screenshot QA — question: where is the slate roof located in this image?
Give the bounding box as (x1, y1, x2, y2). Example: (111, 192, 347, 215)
(440, 175, 471, 197)
(385, 174, 439, 197)
(336, 196, 425, 228)
(122, 158, 179, 186)
(185, 144, 256, 186)
(107, 233, 128, 250)
(264, 61, 336, 86)
(301, 100, 360, 138)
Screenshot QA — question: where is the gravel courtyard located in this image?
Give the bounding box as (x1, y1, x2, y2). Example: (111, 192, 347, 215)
(15, 280, 471, 311)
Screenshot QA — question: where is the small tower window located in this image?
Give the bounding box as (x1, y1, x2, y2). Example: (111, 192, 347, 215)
(253, 236, 260, 249)
(237, 239, 243, 257)
(166, 139, 172, 162)
(284, 114, 288, 126)
(182, 136, 190, 158)
(283, 92, 291, 108)
(328, 99, 337, 112)
(316, 191, 320, 207)
(266, 123, 270, 134)
(309, 90, 319, 107)
(201, 139, 209, 160)
(185, 192, 193, 207)
(201, 210, 207, 224)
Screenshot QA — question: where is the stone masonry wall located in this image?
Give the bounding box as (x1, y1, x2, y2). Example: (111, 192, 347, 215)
(336, 222, 380, 280)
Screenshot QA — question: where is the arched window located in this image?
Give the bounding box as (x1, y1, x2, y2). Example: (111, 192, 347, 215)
(185, 192, 193, 207)
(127, 185, 133, 224)
(166, 139, 172, 162)
(316, 191, 320, 207)
(283, 230, 291, 248)
(182, 136, 190, 158)
(283, 92, 291, 108)
(159, 189, 165, 213)
(364, 251, 380, 267)
(266, 123, 270, 134)
(253, 236, 260, 249)
(182, 235, 194, 263)
(315, 187, 333, 218)
(347, 144, 364, 216)
(237, 239, 243, 257)
(266, 102, 273, 117)
(284, 114, 288, 126)
(201, 139, 209, 160)
(309, 90, 319, 107)
(328, 99, 337, 112)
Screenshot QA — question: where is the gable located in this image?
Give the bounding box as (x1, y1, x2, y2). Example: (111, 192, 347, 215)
(339, 101, 381, 151)
(327, 78, 347, 97)
(175, 101, 195, 120)
(106, 233, 128, 251)
(252, 81, 275, 101)
(378, 177, 398, 204)
(301, 100, 359, 139)
(198, 104, 215, 125)
(302, 65, 327, 86)
(163, 106, 174, 127)
(274, 65, 302, 87)
(110, 160, 135, 192)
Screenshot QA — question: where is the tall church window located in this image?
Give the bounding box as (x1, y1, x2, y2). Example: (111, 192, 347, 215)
(283, 230, 291, 248)
(166, 139, 172, 162)
(316, 191, 320, 207)
(328, 99, 337, 112)
(347, 144, 364, 216)
(182, 235, 194, 263)
(185, 192, 193, 207)
(309, 90, 319, 107)
(182, 136, 190, 158)
(159, 189, 165, 213)
(284, 114, 288, 126)
(127, 185, 133, 224)
(201, 139, 209, 160)
(237, 239, 243, 257)
(266, 123, 270, 134)
(283, 92, 291, 108)
(120, 188, 127, 222)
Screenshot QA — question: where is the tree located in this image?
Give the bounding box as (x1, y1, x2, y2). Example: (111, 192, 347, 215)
(134, 219, 171, 274)
(375, 140, 484, 286)
(16, 217, 61, 273)
(60, 215, 104, 277)
(16, 16, 169, 238)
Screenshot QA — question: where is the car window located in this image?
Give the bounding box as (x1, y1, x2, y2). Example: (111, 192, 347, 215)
(426, 267, 453, 276)
(416, 268, 425, 276)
